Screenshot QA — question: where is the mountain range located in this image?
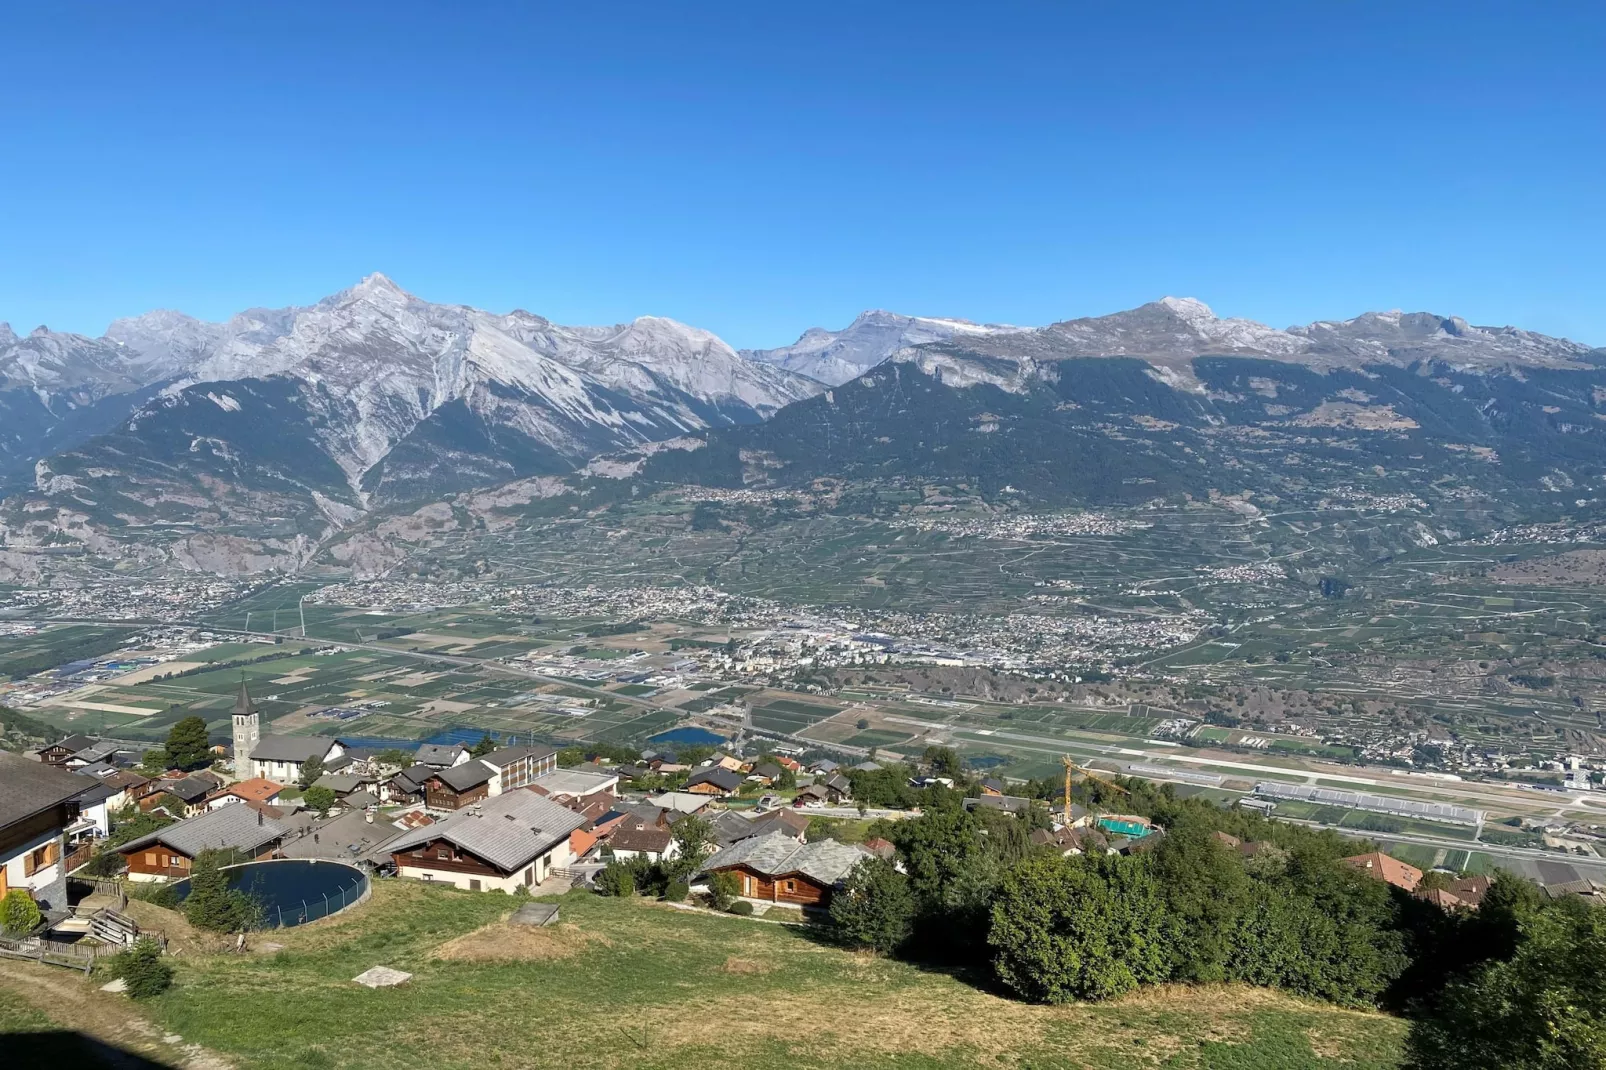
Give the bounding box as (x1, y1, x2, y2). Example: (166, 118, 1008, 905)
(2, 280, 1602, 578)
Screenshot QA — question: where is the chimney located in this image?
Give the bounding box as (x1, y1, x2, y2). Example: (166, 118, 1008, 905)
(257, 810, 264, 826)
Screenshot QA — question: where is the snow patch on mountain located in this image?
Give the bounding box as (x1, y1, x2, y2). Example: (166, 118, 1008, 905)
(744, 309, 1026, 386)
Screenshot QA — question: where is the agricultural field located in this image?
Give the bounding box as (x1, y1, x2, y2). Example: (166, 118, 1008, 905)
(0, 880, 1409, 1070)
(0, 623, 142, 679)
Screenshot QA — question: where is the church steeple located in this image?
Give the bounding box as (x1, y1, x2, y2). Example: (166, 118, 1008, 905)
(231, 676, 261, 778)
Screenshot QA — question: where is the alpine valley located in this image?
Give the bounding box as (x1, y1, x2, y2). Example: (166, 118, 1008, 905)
(2, 279, 1605, 580)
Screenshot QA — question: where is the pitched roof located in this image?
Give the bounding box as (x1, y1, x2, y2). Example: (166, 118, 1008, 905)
(312, 773, 368, 795)
(118, 803, 287, 858)
(387, 790, 585, 873)
(686, 767, 742, 792)
(480, 745, 556, 769)
(164, 773, 221, 802)
(1446, 874, 1492, 907)
(700, 832, 872, 886)
(389, 765, 434, 792)
(216, 778, 282, 804)
(430, 763, 494, 792)
(49, 733, 97, 754)
(98, 769, 152, 792)
(250, 735, 336, 764)
(749, 763, 784, 781)
(1342, 851, 1423, 891)
(70, 740, 127, 765)
(609, 825, 674, 853)
(414, 743, 465, 767)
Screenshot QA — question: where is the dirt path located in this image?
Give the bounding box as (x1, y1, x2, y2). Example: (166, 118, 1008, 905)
(0, 960, 233, 1070)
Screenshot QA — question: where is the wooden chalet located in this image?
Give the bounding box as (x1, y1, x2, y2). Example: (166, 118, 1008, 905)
(118, 804, 287, 882)
(35, 734, 96, 767)
(698, 831, 872, 908)
(423, 762, 495, 811)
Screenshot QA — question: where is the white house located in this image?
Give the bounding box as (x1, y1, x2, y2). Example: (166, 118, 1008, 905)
(386, 790, 584, 893)
(0, 752, 90, 914)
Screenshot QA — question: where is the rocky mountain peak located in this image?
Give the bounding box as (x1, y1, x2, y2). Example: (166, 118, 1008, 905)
(0, 322, 15, 347)
(1154, 296, 1216, 325)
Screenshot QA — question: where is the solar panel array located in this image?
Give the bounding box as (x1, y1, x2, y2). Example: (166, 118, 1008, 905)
(1126, 763, 1223, 786)
(1253, 781, 1480, 825)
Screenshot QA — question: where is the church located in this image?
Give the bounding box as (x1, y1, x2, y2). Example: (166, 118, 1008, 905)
(230, 681, 345, 783)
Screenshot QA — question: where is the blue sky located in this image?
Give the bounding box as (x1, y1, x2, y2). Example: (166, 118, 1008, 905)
(2, 1, 1602, 348)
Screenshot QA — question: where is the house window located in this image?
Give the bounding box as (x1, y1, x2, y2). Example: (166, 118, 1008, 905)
(23, 842, 59, 876)
(469, 879, 481, 892)
(437, 848, 451, 860)
(784, 880, 796, 893)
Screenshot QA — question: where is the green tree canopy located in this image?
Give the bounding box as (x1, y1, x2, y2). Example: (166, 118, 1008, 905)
(163, 716, 212, 770)
(470, 734, 498, 758)
(830, 857, 915, 954)
(1406, 901, 1606, 1069)
(303, 785, 337, 816)
(298, 754, 325, 789)
(184, 849, 262, 933)
(988, 853, 1169, 1003)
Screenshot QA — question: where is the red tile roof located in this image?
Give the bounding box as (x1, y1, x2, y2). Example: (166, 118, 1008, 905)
(1342, 851, 1423, 891)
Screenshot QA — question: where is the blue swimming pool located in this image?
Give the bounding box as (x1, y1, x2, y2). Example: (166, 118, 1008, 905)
(171, 860, 368, 929)
(1098, 818, 1152, 838)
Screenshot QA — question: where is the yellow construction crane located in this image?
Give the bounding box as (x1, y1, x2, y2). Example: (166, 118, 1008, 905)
(1061, 755, 1126, 823)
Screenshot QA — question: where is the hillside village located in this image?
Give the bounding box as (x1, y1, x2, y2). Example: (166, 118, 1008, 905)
(5, 673, 1600, 968)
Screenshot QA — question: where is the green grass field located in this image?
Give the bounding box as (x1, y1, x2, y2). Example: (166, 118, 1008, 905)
(0, 880, 1409, 1070)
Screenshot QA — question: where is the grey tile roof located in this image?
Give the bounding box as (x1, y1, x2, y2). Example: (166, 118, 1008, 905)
(165, 774, 220, 802)
(51, 734, 96, 754)
(73, 780, 118, 807)
(387, 790, 585, 873)
(277, 809, 402, 862)
(312, 774, 367, 795)
(250, 735, 337, 764)
(118, 803, 287, 858)
(71, 741, 125, 764)
(686, 767, 741, 792)
(414, 744, 465, 767)
(389, 765, 433, 792)
(480, 745, 555, 769)
(431, 763, 493, 792)
(699, 832, 872, 886)
(0, 752, 95, 829)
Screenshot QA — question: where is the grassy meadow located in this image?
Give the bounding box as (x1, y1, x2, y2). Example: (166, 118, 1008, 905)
(2, 880, 1408, 1070)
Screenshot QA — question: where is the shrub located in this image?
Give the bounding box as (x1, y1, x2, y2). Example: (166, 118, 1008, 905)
(664, 880, 689, 903)
(110, 938, 173, 999)
(594, 860, 638, 897)
(706, 871, 740, 912)
(1, 889, 43, 933)
(729, 900, 755, 916)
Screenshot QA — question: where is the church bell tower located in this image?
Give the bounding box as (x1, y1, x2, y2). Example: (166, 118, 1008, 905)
(231, 678, 260, 778)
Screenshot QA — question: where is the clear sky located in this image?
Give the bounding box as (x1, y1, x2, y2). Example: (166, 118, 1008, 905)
(2, 1, 1602, 349)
